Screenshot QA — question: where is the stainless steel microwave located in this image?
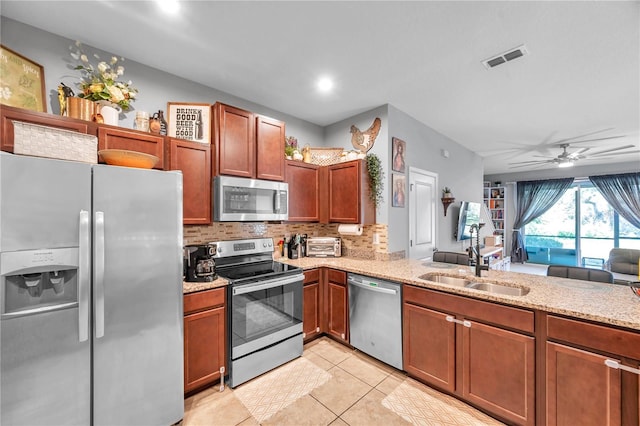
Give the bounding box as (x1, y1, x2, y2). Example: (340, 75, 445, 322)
(213, 176, 288, 222)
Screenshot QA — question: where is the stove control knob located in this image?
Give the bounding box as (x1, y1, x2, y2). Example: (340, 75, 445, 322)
(268, 241, 272, 247)
(263, 242, 267, 248)
(217, 247, 222, 253)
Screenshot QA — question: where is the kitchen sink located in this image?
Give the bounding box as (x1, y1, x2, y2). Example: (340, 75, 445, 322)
(419, 274, 529, 296)
(465, 282, 529, 296)
(419, 274, 472, 287)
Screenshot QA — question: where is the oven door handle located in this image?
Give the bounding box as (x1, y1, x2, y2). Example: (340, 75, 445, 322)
(232, 273, 304, 295)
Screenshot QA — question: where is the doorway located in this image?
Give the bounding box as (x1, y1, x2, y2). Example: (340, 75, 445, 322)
(409, 167, 437, 260)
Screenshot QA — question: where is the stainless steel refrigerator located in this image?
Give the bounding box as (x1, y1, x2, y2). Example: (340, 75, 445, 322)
(0, 152, 184, 425)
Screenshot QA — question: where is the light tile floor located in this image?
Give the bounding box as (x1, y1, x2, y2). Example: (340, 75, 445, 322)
(184, 337, 505, 425)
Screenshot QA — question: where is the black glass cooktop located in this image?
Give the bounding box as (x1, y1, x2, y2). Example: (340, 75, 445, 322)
(217, 261, 302, 282)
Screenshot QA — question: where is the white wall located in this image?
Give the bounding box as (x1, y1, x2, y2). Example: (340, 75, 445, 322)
(0, 17, 324, 147)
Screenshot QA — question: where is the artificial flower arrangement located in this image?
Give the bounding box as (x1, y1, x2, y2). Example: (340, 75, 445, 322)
(70, 41, 137, 111)
(284, 136, 298, 158)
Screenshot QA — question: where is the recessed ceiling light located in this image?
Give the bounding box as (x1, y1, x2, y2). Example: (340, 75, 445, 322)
(317, 77, 334, 93)
(558, 161, 574, 168)
(157, 0, 180, 14)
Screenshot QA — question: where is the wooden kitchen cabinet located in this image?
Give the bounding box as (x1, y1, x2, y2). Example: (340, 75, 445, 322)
(255, 114, 285, 181)
(324, 159, 375, 224)
(285, 160, 321, 222)
(403, 285, 535, 426)
(98, 126, 165, 170)
(183, 287, 226, 394)
(213, 102, 285, 181)
(325, 269, 348, 343)
(546, 315, 640, 426)
(303, 269, 322, 342)
(165, 137, 211, 224)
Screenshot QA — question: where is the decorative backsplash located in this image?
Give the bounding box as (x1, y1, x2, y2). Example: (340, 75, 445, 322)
(184, 222, 403, 260)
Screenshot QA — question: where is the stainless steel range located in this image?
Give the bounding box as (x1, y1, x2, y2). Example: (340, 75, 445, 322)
(212, 237, 303, 388)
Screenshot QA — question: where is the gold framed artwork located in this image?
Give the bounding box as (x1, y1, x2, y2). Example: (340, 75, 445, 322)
(0, 45, 46, 112)
(392, 137, 406, 173)
(167, 102, 211, 143)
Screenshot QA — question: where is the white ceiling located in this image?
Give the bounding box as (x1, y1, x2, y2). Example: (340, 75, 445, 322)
(2, 1, 639, 174)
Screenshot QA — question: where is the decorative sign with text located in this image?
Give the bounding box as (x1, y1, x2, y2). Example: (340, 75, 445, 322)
(167, 102, 211, 143)
(0, 45, 46, 112)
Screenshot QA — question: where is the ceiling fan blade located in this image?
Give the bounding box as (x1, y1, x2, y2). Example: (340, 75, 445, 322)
(590, 149, 640, 157)
(552, 135, 627, 145)
(550, 128, 615, 145)
(532, 155, 556, 159)
(588, 145, 636, 156)
(509, 162, 554, 169)
(568, 147, 591, 158)
(508, 159, 551, 165)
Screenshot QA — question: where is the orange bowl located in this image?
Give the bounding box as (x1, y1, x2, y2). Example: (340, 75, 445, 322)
(98, 149, 159, 169)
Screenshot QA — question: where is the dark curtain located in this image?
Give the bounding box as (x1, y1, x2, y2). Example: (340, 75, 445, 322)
(510, 178, 574, 262)
(589, 173, 640, 229)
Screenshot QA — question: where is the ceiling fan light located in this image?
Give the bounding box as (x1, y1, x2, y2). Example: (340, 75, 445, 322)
(558, 161, 574, 168)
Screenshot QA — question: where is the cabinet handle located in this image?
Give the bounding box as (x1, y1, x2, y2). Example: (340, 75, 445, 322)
(605, 359, 640, 375)
(303, 332, 306, 338)
(445, 315, 472, 328)
(219, 366, 225, 392)
(316, 327, 320, 333)
(341, 333, 345, 339)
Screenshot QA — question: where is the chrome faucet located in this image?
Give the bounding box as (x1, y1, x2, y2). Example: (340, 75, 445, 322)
(469, 223, 489, 277)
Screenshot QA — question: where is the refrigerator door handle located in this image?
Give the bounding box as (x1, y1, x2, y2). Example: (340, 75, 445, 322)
(78, 210, 90, 342)
(94, 211, 105, 339)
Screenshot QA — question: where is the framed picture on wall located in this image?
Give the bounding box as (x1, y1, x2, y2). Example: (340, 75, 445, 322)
(392, 173, 406, 208)
(392, 137, 406, 173)
(0, 45, 47, 112)
(167, 102, 211, 143)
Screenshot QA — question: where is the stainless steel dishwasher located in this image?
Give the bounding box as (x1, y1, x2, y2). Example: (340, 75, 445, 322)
(348, 273, 403, 370)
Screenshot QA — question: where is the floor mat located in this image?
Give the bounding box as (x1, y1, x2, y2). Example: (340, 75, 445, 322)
(382, 380, 504, 425)
(233, 356, 331, 423)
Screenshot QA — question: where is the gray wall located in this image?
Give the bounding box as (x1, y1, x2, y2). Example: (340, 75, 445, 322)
(0, 17, 324, 146)
(324, 105, 390, 226)
(2, 16, 550, 258)
(388, 105, 484, 254)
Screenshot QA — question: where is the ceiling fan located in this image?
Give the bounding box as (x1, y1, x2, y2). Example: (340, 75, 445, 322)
(508, 143, 640, 169)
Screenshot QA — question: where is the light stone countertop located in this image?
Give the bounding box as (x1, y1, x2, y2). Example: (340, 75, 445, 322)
(279, 256, 640, 332)
(182, 257, 640, 332)
(183, 277, 228, 294)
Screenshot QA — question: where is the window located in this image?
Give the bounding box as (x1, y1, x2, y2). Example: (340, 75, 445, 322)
(524, 181, 640, 265)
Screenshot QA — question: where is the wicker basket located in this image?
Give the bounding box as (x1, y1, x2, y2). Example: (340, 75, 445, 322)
(12, 121, 98, 164)
(309, 147, 344, 166)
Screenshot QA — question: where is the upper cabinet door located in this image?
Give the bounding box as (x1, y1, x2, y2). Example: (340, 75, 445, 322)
(285, 160, 320, 222)
(326, 160, 375, 224)
(255, 115, 285, 181)
(213, 103, 255, 178)
(166, 137, 212, 225)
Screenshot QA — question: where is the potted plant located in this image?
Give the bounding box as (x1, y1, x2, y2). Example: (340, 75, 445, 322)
(69, 41, 138, 125)
(284, 136, 297, 159)
(443, 187, 453, 198)
(365, 153, 384, 208)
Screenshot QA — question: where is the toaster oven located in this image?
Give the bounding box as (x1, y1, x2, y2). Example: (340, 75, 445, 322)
(306, 237, 341, 257)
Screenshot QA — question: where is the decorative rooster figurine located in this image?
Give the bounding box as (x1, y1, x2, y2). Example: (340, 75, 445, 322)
(350, 117, 381, 152)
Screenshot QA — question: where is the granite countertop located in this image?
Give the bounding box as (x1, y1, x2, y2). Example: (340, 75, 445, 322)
(279, 256, 640, 332)
(182, 256, 640, 332)
(183, 277, 228, 294)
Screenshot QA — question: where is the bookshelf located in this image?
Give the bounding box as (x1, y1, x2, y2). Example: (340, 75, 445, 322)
(483, 182, 506, 240)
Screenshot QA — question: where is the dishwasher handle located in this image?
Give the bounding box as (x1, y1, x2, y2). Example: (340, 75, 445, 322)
(348, 276, 398, 295)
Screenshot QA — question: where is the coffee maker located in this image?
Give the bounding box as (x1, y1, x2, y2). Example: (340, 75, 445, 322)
(184, 244, 217, 282)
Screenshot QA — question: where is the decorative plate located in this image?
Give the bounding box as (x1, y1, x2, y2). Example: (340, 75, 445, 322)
(98, 149, 159, 169)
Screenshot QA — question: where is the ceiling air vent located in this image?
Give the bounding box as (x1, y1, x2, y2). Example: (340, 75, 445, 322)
(482, 45, 528, 69)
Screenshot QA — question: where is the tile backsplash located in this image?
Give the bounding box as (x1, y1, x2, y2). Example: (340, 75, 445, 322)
(184, 222, 403, 261)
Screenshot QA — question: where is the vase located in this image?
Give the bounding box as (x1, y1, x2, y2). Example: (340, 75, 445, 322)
(95, 101, 121, 126)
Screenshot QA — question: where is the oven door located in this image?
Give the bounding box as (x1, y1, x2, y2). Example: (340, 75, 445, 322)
(230, 273, 303, 359)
